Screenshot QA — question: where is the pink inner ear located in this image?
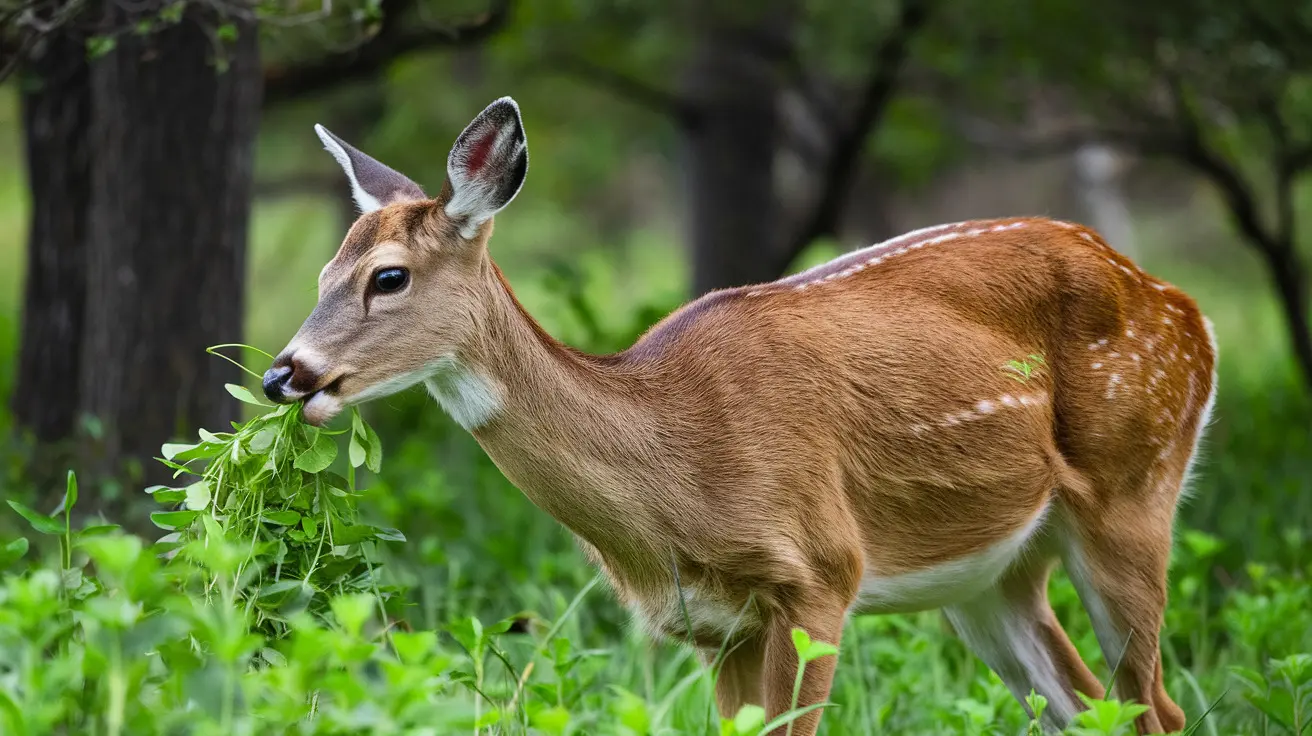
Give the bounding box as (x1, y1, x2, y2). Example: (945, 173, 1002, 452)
(464, 128, 497, 176)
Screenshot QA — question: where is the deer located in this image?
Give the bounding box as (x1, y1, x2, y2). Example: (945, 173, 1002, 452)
(262, 97, 1218, 735)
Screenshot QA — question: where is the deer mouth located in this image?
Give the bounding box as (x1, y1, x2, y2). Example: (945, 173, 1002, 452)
(300, 376, 346, 426)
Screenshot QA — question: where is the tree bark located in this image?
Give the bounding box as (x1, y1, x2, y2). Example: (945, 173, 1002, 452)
(12, 31, 91, 443)
(681, 10, 795, 295)
(80, 8, 262, 479)
(1266, 247, 1312, 392)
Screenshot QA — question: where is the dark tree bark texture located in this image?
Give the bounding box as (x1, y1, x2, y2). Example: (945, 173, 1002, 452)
(12, 31, 92, 443)
(79, 9, 262, 477)
(681, 15, 794, 295)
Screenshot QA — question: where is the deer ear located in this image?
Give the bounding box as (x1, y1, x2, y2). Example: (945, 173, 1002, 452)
(444, 96, 529, 239)
(314, 124, 426, 214)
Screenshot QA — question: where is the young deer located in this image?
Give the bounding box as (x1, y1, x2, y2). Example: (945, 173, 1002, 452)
(264, 97, 1217, 734)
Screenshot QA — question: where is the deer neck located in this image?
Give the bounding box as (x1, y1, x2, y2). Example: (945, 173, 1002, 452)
(425, 259, 672, 583)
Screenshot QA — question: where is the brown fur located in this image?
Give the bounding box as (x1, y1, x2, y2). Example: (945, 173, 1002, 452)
(276, 214, 1216, 735)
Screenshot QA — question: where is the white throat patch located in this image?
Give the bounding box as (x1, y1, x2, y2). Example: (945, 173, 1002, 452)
(424, 356, 503, 431)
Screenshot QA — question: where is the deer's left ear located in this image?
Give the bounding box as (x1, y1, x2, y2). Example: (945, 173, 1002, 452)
(444, 96, 529, 239)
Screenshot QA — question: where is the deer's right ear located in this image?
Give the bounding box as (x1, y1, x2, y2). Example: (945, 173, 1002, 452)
(314, 124, 427, 214)
(444, 96, 529, 239)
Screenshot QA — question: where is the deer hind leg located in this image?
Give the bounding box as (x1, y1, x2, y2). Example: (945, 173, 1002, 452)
(944, 554, 1104, 731)
(1059, 500, 1183, 734)
(705, 635, 766, 718)
(1054, 372, 1215, 734)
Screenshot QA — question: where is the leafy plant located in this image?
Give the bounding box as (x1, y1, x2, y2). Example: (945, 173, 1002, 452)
(1003, 353, 1047, 383)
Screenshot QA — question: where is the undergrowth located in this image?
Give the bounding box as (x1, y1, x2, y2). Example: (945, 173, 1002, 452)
(1, 373, 1309, 734)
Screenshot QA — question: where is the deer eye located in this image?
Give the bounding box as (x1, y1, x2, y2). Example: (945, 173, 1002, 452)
(372, 267, 409, 293)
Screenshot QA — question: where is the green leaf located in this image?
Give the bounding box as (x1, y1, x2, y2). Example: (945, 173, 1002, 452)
(225, 382, 270, 406)
(349, 434, 366, 468)
(216, 22, 238, 42)
(260, 647, 287, 667)
(374, 527, 406, 542)
(257, 579, 308, 600)
(0, 538, 29, 567)
(732, 704, 766, 734)
(294, 431, 338, 473)
(7, 500, 67, 535)
(330, 592, 375, 636)
(263, 510, 302, 526)
(51, 470, 78, 516)
(150, 510, 200, 531)
(391, 631, 437, 664)
(184, 481, 212, 511)
(363, 422, 383, 472)
(330, 521, 377, 545)
(76, 524, 122, 538)
(791, 628, 812, 657)
(160, 442, 196, 460)
(248, 426, 276, 454)
(530, 706, 570, 735)
(145, 485, 186, 504)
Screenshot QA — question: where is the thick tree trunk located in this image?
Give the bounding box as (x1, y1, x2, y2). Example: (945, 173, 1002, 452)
(681, 11, 795, 295)
(12, 32, 92, 443)
(80, 9, 261, 479)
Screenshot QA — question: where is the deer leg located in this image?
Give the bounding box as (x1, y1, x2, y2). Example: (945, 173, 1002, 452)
(944, 555, 1105, 731)
(707, 635, 765, 718)
(1060, 503, 1184, 734)
(760, 593, 849, 736)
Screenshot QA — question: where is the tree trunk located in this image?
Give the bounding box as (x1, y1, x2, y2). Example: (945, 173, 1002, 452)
(12, 32, 92, 444)
(1267, 247, 1312, 392)
(80, 8, 262, 481)
(681, 10, 795, 295)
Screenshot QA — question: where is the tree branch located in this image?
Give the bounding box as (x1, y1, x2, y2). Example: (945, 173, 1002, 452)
(262, 0, 511, 107)
(548, 53, 701, 128)
(769, 0, 932, 276)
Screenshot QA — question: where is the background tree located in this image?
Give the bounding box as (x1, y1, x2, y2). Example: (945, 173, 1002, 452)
(936, 0, 1312, 389)
(2, 0, 509, 501)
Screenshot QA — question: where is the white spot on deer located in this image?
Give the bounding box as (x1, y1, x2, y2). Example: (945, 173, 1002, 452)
(1092, 362, 1103, 370)
(1131, 353, 1141, 363)
(1109, 352, 1120, 358)
(1105, 373, 1122, 400)
(976, 400, 996, 414)
(911, 423, 930, 436)
(1126, 329, 1136, 339)
(1163, 316, 1173, 325)
(1000, 394, 1019, 408)
(1151, 282, 1169, 291)
(1184, 353, 1192, 362)
(1053, 221, 1076, 229)
(1079, 232, 1094, 241)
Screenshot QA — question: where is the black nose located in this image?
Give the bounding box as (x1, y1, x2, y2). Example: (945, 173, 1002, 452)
(262, 364, 294, 402)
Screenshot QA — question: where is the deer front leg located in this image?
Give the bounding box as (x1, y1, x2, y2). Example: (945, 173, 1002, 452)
(760, 593, 849, 736)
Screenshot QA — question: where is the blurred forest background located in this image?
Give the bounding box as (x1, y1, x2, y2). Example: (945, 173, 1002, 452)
(0, 0, 1310, 732)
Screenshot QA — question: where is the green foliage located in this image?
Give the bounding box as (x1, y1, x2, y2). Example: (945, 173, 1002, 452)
(1003, 353, 1047, 383)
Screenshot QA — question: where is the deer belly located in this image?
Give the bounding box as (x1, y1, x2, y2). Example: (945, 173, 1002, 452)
(851, 505, 1049, 615)
(635, 587, 760, 647)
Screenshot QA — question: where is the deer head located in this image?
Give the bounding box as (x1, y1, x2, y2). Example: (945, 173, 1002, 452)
(262, 97, 529, 425)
